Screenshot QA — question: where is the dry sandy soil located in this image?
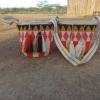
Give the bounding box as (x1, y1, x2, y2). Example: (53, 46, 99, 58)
(0, 14, 100, 100)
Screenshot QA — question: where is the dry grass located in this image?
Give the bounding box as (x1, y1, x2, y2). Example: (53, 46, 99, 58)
(67, 0, 100, 17)
(0, 14, 67, 21)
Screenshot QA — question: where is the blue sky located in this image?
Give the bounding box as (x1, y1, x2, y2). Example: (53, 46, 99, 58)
(0, 0, 67, 8)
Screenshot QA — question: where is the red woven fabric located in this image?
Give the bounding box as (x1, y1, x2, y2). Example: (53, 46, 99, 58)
(48, 31, 52, 42)
(23, 32, 33, 58)
(49, 41, 53, 53)
(82, 32, 88, 41)
(76, 33, 81, 41)
(84, 41, 91, 54)
(61, 41, 66, 47)
(64, 32, 68, 40)
(31, 32, 35, 41)
(89, 32, 94, 40)
(73, 41, 78, 47)
(70, 32, 75, 40)
(43, 31, 47, 42)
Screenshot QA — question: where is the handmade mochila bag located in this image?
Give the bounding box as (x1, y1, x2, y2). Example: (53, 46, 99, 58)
(1, 16, 100, 66)
(17, 20, 54, 58)
(50, 16, 100, 66)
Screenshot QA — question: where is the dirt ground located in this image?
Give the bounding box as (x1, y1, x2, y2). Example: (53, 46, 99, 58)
(0, 17, 100, 100)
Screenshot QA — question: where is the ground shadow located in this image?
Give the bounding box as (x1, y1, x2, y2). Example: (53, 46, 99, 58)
(0, 36, 100, 100)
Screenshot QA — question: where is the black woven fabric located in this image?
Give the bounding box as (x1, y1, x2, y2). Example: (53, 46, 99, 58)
(37, 32, 43, 52)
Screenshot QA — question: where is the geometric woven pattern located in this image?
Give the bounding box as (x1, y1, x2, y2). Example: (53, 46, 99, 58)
(18, 25, 54, 58)
(1, 16, 100, 66)
(50, 16, 99, 66)
(16, 16, 100, 66)
(58, 25, 96, 58)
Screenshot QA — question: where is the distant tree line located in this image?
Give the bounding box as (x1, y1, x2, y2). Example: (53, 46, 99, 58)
(0, 4, 67, 14)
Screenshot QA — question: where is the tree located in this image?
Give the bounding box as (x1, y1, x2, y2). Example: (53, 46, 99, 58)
(37, 0, 48, 8)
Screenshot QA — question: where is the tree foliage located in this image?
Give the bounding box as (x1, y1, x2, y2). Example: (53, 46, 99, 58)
(37, 0, 48, 8)
(0, 3, 67, 14)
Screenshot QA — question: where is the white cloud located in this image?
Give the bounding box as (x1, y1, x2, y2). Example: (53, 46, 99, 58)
(0, 0, 67, 8)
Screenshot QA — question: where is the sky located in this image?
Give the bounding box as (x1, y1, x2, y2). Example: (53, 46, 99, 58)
(0, 0, 67, 8)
